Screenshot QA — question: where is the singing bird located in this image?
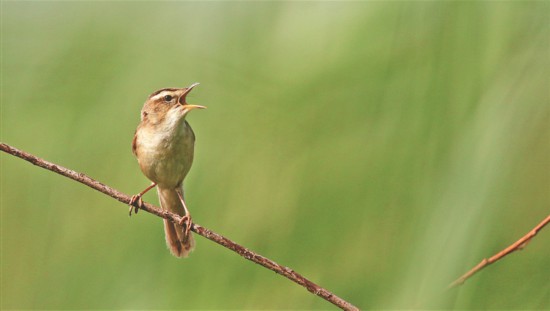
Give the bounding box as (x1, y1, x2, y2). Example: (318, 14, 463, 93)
(130, 83, 205, 257)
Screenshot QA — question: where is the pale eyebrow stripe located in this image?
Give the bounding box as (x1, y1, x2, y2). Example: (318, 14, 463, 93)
(150, 90, 177, 101)
(148, 88, 179, 100)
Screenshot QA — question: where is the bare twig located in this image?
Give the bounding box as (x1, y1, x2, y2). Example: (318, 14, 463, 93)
(449, 214, 550, 288)
(0, 142, 358, 311)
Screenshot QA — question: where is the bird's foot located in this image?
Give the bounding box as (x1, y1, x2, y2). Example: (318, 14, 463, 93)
(128, 194, 144, 216)
(128, 183, 157, 216)
(179, 214, 193, 238)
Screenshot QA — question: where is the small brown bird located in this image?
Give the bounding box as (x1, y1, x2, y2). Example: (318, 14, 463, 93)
(130, 83, 205, 258)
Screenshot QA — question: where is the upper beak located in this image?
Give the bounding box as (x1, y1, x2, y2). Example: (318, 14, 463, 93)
(179, 82, 206, 109)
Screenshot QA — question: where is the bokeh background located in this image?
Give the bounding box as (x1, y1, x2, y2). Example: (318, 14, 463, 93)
(1, 1, 549, 309)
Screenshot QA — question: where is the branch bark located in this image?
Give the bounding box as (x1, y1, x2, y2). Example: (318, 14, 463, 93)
(449, 214, 550, 288)
(0, 142, 359, 311)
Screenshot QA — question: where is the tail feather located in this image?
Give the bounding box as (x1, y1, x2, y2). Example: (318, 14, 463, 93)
(164, 220, 195, 257)
(158, 187, 195, 258)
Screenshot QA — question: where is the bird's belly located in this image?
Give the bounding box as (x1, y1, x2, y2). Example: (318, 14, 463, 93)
(136, 126, 194, 188)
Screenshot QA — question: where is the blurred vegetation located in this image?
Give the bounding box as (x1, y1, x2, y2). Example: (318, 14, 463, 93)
(1, 1, 549, 309)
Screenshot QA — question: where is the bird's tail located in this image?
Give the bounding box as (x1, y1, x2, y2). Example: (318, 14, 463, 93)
(157, 186, 195, 258)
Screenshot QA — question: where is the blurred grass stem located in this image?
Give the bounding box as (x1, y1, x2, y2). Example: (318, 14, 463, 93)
(449, 214, 550, 288)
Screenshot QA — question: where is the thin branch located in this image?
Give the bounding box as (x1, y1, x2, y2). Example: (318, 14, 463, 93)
(449, 214, 550, 288)
(0, 142, 358, 311)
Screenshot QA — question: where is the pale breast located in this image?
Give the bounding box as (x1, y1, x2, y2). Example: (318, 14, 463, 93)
(135, 121, 195, 188)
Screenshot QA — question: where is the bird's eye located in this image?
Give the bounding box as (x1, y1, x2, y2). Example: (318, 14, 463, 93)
(164, 95, 173, 102)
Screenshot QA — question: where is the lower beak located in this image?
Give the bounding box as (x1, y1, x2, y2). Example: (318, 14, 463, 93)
(183, 104, 207, 111)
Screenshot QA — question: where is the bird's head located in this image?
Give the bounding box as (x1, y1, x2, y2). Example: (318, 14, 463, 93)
(141, 83, 206, 125)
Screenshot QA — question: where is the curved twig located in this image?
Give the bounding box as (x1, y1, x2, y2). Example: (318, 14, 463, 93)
(0, 142, 359, 311)
(449, 214, 550, 288)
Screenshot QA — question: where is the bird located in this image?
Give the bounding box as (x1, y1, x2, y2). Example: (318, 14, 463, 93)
(129, 83, 205, 258)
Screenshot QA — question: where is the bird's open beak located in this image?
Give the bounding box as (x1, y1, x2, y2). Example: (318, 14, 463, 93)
(179, 82, 206, 110)
(184, 104, 207, 111)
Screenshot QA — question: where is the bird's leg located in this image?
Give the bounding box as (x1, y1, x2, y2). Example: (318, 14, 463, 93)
(128, 182, 157, 216)
(175, 188, 193, 238)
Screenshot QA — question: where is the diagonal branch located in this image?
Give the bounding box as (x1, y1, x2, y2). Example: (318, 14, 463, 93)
(0, 142, 358, 311)
(449, 214, 550, 288)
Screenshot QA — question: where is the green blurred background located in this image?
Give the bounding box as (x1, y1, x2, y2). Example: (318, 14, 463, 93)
(1, 1, 549, 309)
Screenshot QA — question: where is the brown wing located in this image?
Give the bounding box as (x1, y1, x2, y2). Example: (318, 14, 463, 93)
(131, 130, 138, 156)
